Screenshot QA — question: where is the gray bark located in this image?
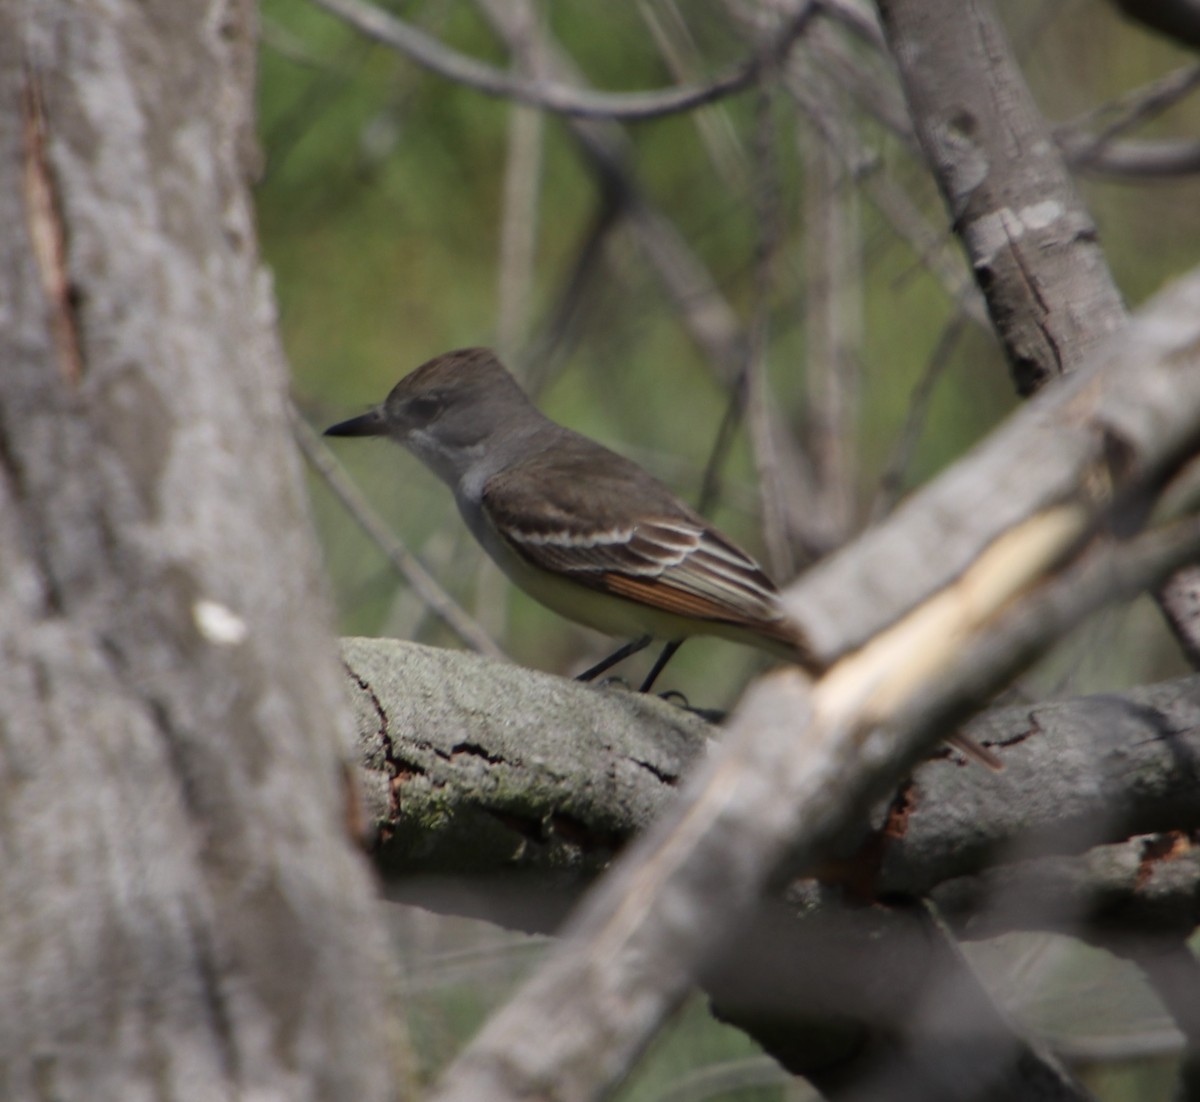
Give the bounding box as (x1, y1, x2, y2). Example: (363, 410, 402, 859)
(0, 4, 394, 1098)
(351, 638, 1200, 942)
(875, 0, 1127, 396)
(877, 0, 1200, 675)
(1157, 567, 1200, 669)
(426, 260, 1200, 1102)
(349, 640, 1200, 1100)
(785, 267, 1200, 666)
(343, 637, 711, 878)
(872, 17, 1200, 1087)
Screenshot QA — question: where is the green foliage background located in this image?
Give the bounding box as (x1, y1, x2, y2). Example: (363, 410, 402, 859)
(257, 2, 1200, 1096)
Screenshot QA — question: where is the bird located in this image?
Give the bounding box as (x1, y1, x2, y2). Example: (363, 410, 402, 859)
(324, 347, 814, 692)
(325, 348, 1003, 769)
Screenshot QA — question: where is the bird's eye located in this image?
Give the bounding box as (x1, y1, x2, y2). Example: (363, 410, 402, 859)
(407, 395, 442, 423)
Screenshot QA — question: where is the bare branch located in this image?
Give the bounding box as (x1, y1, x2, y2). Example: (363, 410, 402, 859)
(1064, 136, 1200, 179)
(801, 92, 862, 547)
(874, 678, 1200, 900)
(428, 265, 1200, 1102)
(1057, 62, 1200, 155)
(1057, 61, 1200, 180)
(1156, 568, 1200, 669)
(815, 0, 886, 47)
(771, 19, 992, 334)
(309, 0, 816, 121)
(869, 315, 966, 521)
(476, 0, 826, 561)
(427, 516, 1200, 1101)
(343, 636, 711, 874)
(785, 275, 1200, 662)
(747, 85, 797, 576)
(708, 897, 1090, 1100)
(639, 1, 751, 194)
(1115, 939, 1200, 1098)
(876, 0, 1200, 671)
(489, 0, 544, 359)
(876, 0, 1127, 396)
(350, 634, 1200, 936)
(933, 835, 1200, 941)
(350, 635, 1192, 1094)
(2, 6, 394, 1093)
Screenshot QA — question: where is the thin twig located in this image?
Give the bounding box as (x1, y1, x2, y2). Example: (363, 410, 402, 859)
(801, 79, 862, 549)
(490, 0, 544, 359)
(638, 0, 750, 193)
(696, 378, 749, 517)
(1064, 137, 1200, 179)
(290, 404, 507, 660)
(1057, 61, 1200, 165)
(765, 22, 991, 331)
(812, 0, 883, 47)
(746, 81, 795, 578)
(869, 314, 966, 522)
(476, 0, 826, 558)
(310, 0, 815, 121)
(519, 194, 623, 397)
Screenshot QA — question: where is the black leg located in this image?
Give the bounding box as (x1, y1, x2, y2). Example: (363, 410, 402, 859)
(639, 639, 684, 693)
(576, 635, 652, 683)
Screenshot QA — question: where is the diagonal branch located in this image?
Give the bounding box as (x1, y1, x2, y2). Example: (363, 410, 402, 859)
(350, 635, 1195, 1095)
(291, 407, 507, 660)
(427, 260, 1200, 1102)
(876, 0, 1200, 676)
(1056, 61, 1200, 166)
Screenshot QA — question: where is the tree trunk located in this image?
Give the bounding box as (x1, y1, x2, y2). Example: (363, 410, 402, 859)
(0, 3, 394, 1098)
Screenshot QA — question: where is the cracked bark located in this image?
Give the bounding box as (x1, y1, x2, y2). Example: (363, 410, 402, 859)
(343, 637, 710, 880)
(875, 0, 1127, 397)
(0, 4, 395, 1098)
(348, 638, 1200, 944)
(351, 634, 1200, 1100)
(347, 640, 1200, 1098)
(874, 11, 1200, 1085)
(876, 0, 1200, 674)
(421, 262, 1200, 1101)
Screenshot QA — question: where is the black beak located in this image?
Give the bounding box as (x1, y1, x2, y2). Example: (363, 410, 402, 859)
(324, 408, 387, 438)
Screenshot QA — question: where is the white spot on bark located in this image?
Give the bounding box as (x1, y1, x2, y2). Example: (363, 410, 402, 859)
(969, 200, 1066, 264)
(1016, 200, 1064, 231)
(193, 599, 248, 645)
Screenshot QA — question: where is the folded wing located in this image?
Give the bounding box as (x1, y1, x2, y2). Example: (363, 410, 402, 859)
(482, 453, 798, 648)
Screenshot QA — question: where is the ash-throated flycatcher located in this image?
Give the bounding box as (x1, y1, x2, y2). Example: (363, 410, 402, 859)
(324, 347, 813, 690)
(325, 348, 1001, 767)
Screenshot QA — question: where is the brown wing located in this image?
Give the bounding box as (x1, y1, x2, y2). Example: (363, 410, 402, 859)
(480, 432, 790, 636)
